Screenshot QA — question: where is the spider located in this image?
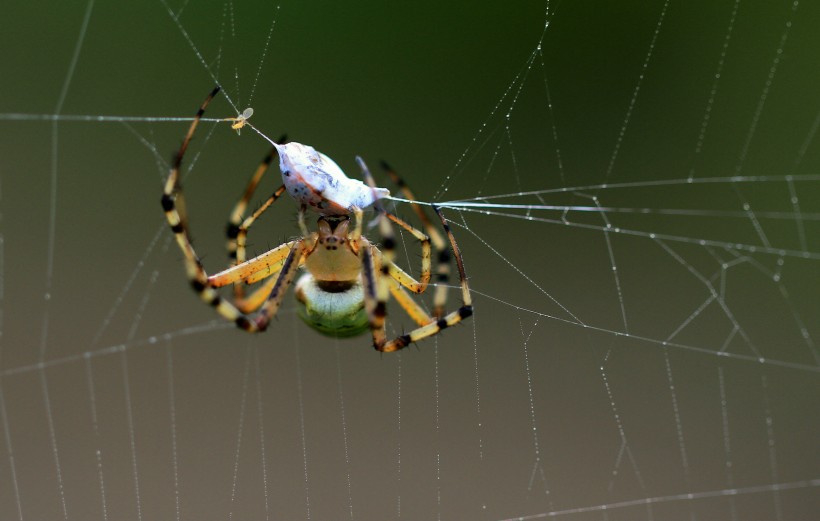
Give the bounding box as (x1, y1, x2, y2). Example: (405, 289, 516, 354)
(161, 87, 472, 352)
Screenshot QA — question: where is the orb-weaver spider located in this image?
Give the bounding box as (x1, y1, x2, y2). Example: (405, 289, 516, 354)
(161, 87, 472, 352)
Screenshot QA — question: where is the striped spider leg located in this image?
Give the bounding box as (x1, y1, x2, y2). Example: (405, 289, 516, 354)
(380, 160, 453, 318)
(161, 87, 309, 331)
(357, 159, 473, 352)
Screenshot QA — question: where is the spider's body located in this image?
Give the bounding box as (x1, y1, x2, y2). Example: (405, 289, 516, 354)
(292, 219, 368, 337)
(293, 215, 369, 337)
(162, 87, 472, 351)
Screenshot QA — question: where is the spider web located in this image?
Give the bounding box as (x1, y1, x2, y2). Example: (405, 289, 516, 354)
(0, 0, 818, 520)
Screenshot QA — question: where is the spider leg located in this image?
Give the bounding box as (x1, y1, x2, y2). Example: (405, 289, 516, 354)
(162, 86, 221, 281)
(244, 240, 309, 330)
(229, 208, 311, 311)
(389, 281, 433, 326)
(380, 161, 451, 317)
(235, 255, 307, 313)
(242, 257, 287, 285)
(434, 206, 471, 309)
(226, 136, 289, 300)
(374, 206, 472, 353)
(231, 185, 288, 297)
(357, 157, 431, 291)
(230, 184, 287, 264)
(358, 157, 452, 349)
(370, 245, 428, 294)
(208, 240, 299, 288)
(196, 239, 308, 332)
(383, 212, 431, 292)
(226, 133, 289, 266)
(161, 87, 310, 332)
(206, 240, 307, 331)
(227, 146, 278, 239)
(297, 204, 310, 237)
(360, 219, 435, 349)
(348, 207, 364, 252)
(379, 161, 446, 249)
(360, 237, 388, 348)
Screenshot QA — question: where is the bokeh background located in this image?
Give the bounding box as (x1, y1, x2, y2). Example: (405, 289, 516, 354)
(1, 0, 818, 520)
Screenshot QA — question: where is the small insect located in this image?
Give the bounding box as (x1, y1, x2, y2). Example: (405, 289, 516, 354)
(224, 107, 254, 134)
(161, 87, 472, 351)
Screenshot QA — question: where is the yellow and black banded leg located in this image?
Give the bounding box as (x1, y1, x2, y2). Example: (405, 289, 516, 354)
(370, 241, 429, 296)
(245, 241, 308, 330)
(381, 161, 451, 317)
(161, 86, 309, 332)
(358, 157, 463, 350)
(231, 184, 288, 300)
(361, 210, 437, 351)
(390, 280, 433, 326)
(379, 160, 446, 248)
(162, 86, 221, 281)
(383, 212, 432, 292)
(192, 240, 307, 332)
(377, 206, 472, 353)
(433, 205, 471, 311)
(165, 191, 307, 331)
(358, 238, 382, 347)
(225, 132, 290, 289)
(372, 212, 396, 347)
(234, 257, 296, 313)
(208, 241, 299, 288)
(355, 157, 398, 347)
(227, 146, 279, 232)
(359, 217, 432, 328)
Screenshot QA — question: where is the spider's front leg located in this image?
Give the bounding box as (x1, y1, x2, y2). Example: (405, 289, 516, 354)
(225, 132, 290, 291)
(162, 86, 311, 332)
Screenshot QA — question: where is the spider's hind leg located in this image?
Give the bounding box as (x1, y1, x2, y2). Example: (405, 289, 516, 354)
(376, 206, 473, 353)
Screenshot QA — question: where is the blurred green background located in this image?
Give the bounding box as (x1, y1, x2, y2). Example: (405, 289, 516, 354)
(0, 0, 818, 520)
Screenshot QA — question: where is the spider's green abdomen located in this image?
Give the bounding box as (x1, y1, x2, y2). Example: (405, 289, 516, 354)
(294, 274, 370, 338)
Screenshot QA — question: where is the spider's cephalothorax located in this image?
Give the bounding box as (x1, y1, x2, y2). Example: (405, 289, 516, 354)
(161, 87, 472, 352)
